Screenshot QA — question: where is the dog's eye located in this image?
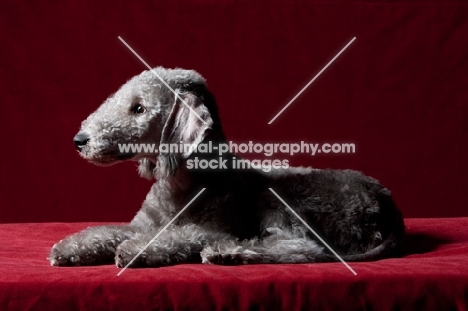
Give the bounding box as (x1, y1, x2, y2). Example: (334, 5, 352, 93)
(176, 84, 190, 95)
(130, 103, 146, 114)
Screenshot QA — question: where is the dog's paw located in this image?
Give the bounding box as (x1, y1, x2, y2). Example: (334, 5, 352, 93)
(49, 239, 111, 266)
(115, 240, 149, 268)
(115, 239, 181, 268)
(201, 243, 264, 265)
(49, 243, 80, 266)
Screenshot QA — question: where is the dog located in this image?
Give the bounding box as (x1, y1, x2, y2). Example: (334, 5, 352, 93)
(49, 67, 405, 267)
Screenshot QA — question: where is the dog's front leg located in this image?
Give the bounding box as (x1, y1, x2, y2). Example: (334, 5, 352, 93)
(115, 224, 231, 268)
(49, 225, 134, 266)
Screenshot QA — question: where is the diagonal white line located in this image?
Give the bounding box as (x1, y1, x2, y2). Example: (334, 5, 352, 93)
(117, 188, 206, 276)
(117, 36, 207, 125)
(268, 37, 356, 124)
(268, 188, 357, 276)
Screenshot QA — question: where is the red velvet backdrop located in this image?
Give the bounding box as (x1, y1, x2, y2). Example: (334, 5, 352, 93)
(0, 1, 466, 223)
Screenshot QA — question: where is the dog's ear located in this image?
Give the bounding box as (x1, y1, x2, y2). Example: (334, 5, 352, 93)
(156, 91, 213, 178)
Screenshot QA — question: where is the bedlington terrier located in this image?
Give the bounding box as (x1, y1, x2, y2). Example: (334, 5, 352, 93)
(49, 67, 405, 267)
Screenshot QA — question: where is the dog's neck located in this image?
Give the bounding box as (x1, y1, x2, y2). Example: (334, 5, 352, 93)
(155, 134, 247, 198)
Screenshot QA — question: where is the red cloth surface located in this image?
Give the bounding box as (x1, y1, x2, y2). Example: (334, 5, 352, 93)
(0, 1, 467, 223)
(0, 218, 467, 310)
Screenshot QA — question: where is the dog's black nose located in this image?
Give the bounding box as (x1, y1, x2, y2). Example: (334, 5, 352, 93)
(73, 132, 90, 151)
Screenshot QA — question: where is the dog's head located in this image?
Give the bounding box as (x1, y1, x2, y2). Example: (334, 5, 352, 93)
(74, 67, 217, 179)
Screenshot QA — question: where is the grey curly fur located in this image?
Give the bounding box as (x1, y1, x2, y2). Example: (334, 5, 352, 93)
(49, 67, 405, 268)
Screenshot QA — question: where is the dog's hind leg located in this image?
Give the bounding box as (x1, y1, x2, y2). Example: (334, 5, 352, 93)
(201, 228, 325, 265)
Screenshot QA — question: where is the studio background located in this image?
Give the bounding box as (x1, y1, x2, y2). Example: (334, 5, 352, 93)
(1, 0, 466, 223)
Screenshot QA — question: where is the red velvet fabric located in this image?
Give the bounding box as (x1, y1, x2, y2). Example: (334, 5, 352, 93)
(0, 218, 467, 310)
(0, 1, 467, 222)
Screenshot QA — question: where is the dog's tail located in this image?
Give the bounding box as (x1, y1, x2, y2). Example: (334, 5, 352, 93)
(315, 232, 404, 262)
